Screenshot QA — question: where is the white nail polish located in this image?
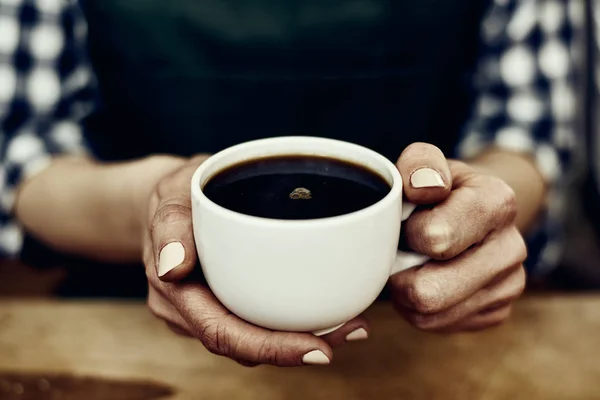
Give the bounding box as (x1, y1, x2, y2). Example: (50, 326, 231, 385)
(345, 328, 368, 341)
(158, 242, 185, 277)
(410, 168, 445, 188)
(302, 350, 330, 365)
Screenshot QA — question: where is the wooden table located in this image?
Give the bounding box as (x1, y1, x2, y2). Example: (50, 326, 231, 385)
(0, 295, 599, 400)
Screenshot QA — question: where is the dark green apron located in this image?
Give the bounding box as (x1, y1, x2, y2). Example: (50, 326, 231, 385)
(25, 0, 490, 298)
(83, 0, 488, 162)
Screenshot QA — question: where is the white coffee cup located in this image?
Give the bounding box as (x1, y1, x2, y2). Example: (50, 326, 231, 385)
(191, 136, 429, 335)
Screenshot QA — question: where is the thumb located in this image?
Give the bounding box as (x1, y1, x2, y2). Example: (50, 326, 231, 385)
(152, 200, 197, 282)
(150, 164, 201, 282)
(396, 142, 452, 204)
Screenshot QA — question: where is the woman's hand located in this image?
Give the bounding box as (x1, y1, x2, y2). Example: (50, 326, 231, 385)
(141, 155, 370, 367)
(390, 143, 527, 332)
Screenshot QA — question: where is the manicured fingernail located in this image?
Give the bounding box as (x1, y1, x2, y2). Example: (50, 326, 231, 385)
(410, 168, 445, 188)
(302, 350, 330, 365)
(345, 328, 368, 341)
(158, 242, 185, 277)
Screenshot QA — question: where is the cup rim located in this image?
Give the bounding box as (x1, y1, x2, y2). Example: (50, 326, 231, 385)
(190, 136, 403, 228)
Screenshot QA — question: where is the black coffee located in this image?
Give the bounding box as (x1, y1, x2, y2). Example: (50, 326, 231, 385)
(203, 155, 391, 220)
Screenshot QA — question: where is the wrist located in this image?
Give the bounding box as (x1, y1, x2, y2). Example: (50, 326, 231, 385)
(465, 149, 546, 232)
(115, 156, 188, 250)
(14, 154, 189, 262)
(467, 150, 546, 183)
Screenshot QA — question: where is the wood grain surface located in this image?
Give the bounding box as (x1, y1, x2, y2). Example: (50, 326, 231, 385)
(0, 296, 599, 400)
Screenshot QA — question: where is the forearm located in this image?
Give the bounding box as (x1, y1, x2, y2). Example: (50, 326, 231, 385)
(467, 149, 546, 233)
(14, 155, 185, 263)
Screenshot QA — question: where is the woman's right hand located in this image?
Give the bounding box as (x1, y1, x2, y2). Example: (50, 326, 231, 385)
(140, 155, 370, 367)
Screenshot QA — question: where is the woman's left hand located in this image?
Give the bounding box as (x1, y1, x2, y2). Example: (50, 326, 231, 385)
(389, 143, 527, 332)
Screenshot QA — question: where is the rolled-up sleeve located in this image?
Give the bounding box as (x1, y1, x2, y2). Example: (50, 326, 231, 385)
(0, 0, 97, 257)
(458, 0, 580, 274)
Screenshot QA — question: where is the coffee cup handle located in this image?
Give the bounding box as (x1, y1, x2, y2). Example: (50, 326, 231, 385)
(391, 202, 430, 275)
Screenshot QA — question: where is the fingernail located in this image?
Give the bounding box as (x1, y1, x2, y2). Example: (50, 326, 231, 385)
(302, 350, 330, 365)
(410, 168, 445, 188)
(158, 242, 185, 277)
(345, 328, 368, 341)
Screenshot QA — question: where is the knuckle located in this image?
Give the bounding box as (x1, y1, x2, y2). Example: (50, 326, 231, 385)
(514, 232, 528, 263)
(407, 275, 445, 314)
(152, 203, 191, 230)
(256, 336, 282, 366)
(492, 178, 518, 222)
(237, 332, 289, 366)
(471, 175, 517, 224)
(506, 228, 528, 265)
(420, 216, 454, 259)
(492, 228, 528, 274)
(464, 188, 488, 224)
(198, 319, 231, 357)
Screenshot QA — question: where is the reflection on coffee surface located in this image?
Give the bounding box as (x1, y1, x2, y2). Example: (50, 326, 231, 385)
(203, 155, 391, 220)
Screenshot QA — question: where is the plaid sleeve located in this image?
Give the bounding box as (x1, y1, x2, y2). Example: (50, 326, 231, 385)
(457, 0, 580, 275)
(0, 0, 97, 257)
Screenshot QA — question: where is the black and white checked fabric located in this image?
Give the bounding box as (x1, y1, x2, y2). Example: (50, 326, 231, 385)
(0, 0, 580, 276)
(0, 0, 96, 255)
(458, 0, 580, 274)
